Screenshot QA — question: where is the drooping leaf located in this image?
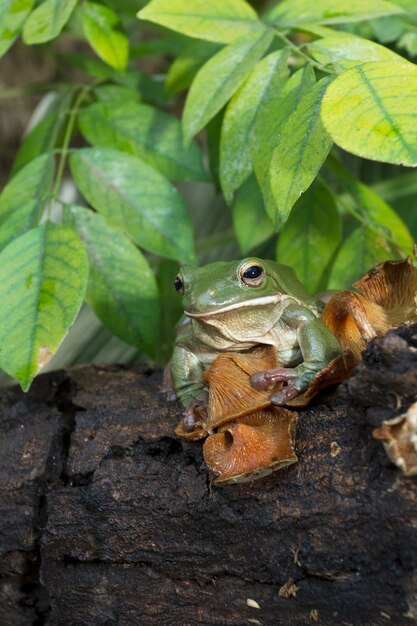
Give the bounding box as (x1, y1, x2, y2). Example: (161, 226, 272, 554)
(308, 33, 404, 69)
(81, 1, 129, 72)
(269, 77, 333, 226)
(78, 100, 208, 181)
(251, 65, 316, 219)
(276, 183, 341, 293)
(137, 0, 262, 44)
(22, 0, 78, 44)
(165, 39, 221, 95)
(155, 259, 183, 365)
(13, 88, 75, 173)
(65, 206, 159, 355)
(328, 226, 392, 289)
(321, 61, 417, 166)
(0, 223, 88, 390)
(220, 49, 289, 204)
(69, 148, 195, 263)
(266, 0, 404, 27)
(232, 175, 274, 254)
(0, 153, 55, 249)
(0, 0, 35, 57)
(182, 29, 273, 146)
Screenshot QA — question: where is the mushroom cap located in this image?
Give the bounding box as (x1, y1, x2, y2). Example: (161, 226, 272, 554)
(373, 402, 417, 476)
(204, 345, 279, 429)
(203, 408, 298, 484)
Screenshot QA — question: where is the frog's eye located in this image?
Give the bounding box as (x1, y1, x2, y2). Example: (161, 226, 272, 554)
(240, 262, 264, 287)
(174, 275, 184, 295)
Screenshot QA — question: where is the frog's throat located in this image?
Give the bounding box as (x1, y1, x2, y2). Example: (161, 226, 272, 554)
(184, 294, 289, 319)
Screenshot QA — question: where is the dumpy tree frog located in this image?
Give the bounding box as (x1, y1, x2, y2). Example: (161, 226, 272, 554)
(170, 258, 341, 427)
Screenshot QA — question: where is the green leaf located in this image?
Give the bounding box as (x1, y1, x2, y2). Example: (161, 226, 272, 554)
(321, 61, 417, 166)
(276, 183, 341, 293)
(65, 206, 159, 355)
(92, 84, 141, 103)
(252, 65, 316, 219)
(232, 175, 274, 254)
(328, 226, 392, 289)
(155, 259, 183, 365)
(81, 1, 128, 72)
(165, 39, 221, 95)
(269, 77, 333, 226)
(0, 0, 35, 57)
(137, 0, 261, 44)
(69, 148, 195, 263)
(0, 153, 55, 248)
(308, 33, 405, 69)
(0, 223, 88, 390)
(13, 89, 75, 173)
(22, 0, 78, 44)
(220, 49, 289, 204)
(182, 29, 273, 146)
(266, 0, 404, 26)
(78, 100, 208, 182)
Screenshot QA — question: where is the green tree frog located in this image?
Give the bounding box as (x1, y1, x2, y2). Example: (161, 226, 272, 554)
(170, 258, 341, 430)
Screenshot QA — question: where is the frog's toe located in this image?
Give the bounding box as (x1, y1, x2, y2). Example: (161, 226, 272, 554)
(269, 382, 301, 405)
(251, 368, 293, 390)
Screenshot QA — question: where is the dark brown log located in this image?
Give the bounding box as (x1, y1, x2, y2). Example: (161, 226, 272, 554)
(1, 326, 417, 626)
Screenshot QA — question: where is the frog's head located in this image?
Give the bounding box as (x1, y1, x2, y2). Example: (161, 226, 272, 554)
(174, 258, 312, 318)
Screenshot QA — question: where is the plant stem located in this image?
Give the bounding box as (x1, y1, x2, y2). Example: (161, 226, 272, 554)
(47, 83, 92, 217)
(273, 29, 334, 75)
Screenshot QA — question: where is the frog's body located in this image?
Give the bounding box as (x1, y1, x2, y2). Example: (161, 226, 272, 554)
(171, 258, 341, 410)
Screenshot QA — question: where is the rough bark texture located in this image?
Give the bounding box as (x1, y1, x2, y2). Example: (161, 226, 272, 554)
(1, 325, 417, 626)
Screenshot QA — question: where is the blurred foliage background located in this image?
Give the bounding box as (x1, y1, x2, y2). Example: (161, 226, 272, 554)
(1, 0, 417, 388)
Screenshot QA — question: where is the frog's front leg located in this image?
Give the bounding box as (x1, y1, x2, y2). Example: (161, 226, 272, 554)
(251, 305, 341, 405)
(170, 344, 209, 432)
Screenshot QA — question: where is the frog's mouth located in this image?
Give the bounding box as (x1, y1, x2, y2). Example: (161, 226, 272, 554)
(184, 294, 284, 318)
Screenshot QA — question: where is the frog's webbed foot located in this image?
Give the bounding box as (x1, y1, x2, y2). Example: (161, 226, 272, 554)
(251, 366, 315, 406)
(251, 368, 295, 390)
(269, 381, 301, 405)
(175, 399, 208, 440)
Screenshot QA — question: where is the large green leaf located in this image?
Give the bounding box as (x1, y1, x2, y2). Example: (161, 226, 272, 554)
(78, 100, 208, 181)
(182, 29, 273, 146)
(252, 65, 316, 220)
(165, 40, 221, 95)
(0, 223, 88, 390)
(220, 49, 289, 204)
(137, 0, 261, 44)
(0, 153, 55, 249)
(81, 1, 128, 72)
(69, 148, 195, 263)
(308, 33, 405, 69)
(232, 175, 274, 254)
(65, 206, 159, 355)
(321, 61, 417, 166)
(276, 183, 341, 293)
(0, 0, 35, 57)
(22, 0, 78, 44)
(266, 0, 403, 26)
(328, 226, 392, 289)
(155, 259, 183, 365)
(269, 77, 333, 226)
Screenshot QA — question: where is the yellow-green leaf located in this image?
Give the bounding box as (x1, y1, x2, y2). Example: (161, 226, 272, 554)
(23, 0, 78, 44)
(266, 0, 403, 26)
(321, 61, 417, 166)
(232, 175, 274, 254)
(81, 1, 128, 72)
(308, 33, 405, 69)
(137, 0, 261, 44)
(0, 0, 35, 57)
(0, 223, 88, 390)
(182, 29, 273, 146)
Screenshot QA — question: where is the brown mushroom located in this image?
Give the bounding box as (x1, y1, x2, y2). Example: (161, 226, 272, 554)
(203, 408, 298, 484)
(373, 402, 417, 476)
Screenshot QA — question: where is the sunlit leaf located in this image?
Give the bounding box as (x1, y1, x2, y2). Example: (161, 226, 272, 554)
(137, 0, 261, 44)
(232, 175, 274, 254)
(266, 0, 403, 26)
(220, 49, 289, 204)
(78, 100, 208, 181)
(65, 206, 159, 355)
(0, 0, 35, 57)
(276, 183, 341, 293)
(81, 1, 129, 72)
(182, 29, 273, 146)
(69, 147, 195, 263)
(23, 0, 78, 44)
(269, 77, 333, 226)
(321, 61, 417, 166)
(165, 39, 221, 95)
(308, 33, 404, 69)
(0, 223, 88, 390)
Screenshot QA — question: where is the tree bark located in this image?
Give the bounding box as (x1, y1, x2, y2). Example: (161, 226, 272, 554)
(1, 326, 417, 626)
